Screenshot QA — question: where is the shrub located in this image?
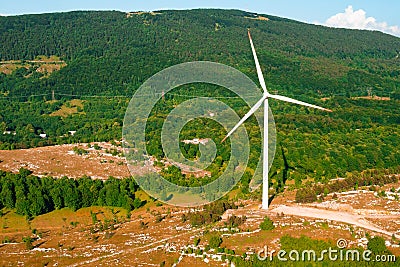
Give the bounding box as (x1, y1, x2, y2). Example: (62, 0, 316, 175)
(155, 215, 165, 223)
(184, 200, 237, 226)
(208, 235, 222, 249)
(73, 146, 88, 155)
(368, 236, 388, 254)
(93, 144, 101, 150)
(90, 211, 98, 224)
(225, 215, 247, 227)
(323, 188, 329, 196)
(295, 188, 317, 203)
(260, 216, 275, 231)
(369, 185, 376, 191)
(139, 221, 148, 229)
(22, 236, 34, 250)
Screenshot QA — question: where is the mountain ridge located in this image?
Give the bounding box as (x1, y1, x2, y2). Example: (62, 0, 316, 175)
(0, 9, 399, 98)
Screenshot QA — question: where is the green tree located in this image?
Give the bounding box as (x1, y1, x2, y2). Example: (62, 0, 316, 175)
(78, 177, 97, 207)
(208, 235, 222, 249)
(260, 216, 275, 231)
(62, 179, 81, 211)
(0, 121, 6, 133)
(18, 168, 33, 178)
(15, 187, 30, 216)
(104, 177, 121, 206)
(22, 236, 34, 250)
(27, 190, 47, 217)
(49, 185, 63, 210)
(367, 236, 388, 254)
(133, 198, 144, 209)
(0, 177, 15, 209)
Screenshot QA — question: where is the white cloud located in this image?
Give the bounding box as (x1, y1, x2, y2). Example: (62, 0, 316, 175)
(323, 6, 400, 37)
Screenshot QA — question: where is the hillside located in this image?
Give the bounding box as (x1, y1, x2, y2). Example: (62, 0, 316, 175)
(0, 9, 399, 183)
(0, 9, 399, 97)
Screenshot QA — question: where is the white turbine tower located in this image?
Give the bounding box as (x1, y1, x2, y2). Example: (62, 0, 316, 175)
(222, 30, 332, 209)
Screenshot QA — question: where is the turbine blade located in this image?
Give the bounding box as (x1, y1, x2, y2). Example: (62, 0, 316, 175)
(222, 95, 266, 142)
(248, 30, 268, 94)
(268, 94, 332, 112)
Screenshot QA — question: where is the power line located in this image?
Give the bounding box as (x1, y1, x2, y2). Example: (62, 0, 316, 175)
(56, 93, 130, 98)
(0, 92, 250, 100)
(56, 92, 249, 99)
(167, 93, 257, 99)
(0, 89, 393, 101)
(0, 93, 51, 99)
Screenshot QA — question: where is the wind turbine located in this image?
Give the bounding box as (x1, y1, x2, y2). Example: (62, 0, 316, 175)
(222, 30, 332, 209)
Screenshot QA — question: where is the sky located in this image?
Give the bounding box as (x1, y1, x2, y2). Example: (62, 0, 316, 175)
(1, 0, 399, 37)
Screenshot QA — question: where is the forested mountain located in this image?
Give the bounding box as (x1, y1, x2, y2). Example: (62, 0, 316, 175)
(0, 9, 399, 188)
(1, 9, 399, 97)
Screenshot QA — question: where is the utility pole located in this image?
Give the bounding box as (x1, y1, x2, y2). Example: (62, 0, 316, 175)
(367, 88, 372, 98)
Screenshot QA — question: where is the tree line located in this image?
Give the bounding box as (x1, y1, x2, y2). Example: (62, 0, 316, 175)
(0, 168, 145, 218)
(295, 168, 400, 203)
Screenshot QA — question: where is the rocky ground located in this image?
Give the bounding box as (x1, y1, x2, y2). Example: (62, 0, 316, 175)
(0, 144, 399, 266)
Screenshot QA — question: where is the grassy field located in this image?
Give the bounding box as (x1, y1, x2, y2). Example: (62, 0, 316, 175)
(0, 55, 66, 76)
(0, 206, 128, 243)
(50, 99, 85, 117)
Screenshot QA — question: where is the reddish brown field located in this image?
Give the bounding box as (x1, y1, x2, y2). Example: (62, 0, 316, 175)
(0, 143, 130, 179)
(0, 144, 399, 266)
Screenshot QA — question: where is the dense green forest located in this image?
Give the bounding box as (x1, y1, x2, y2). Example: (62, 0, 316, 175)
(0, 168, 145, 218)
(1, 9, 400, 97)
(0, 9, 399, 192)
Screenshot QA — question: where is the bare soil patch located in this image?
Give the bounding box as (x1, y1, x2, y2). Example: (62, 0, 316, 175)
(49, 99, 85, 117)
(0, 56, 66, 76)
(351, 96, 391, 101)
(0, 143, 130, 179)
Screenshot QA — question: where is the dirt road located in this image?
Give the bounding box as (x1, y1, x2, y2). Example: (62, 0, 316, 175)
(271, 205, 399, 238)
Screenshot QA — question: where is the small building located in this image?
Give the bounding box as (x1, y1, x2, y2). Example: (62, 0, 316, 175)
(68, 130, 77, 136)
(3, 131, 16, 135)
(182, 138, 209, 145)
(39, 133, 47, 138)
